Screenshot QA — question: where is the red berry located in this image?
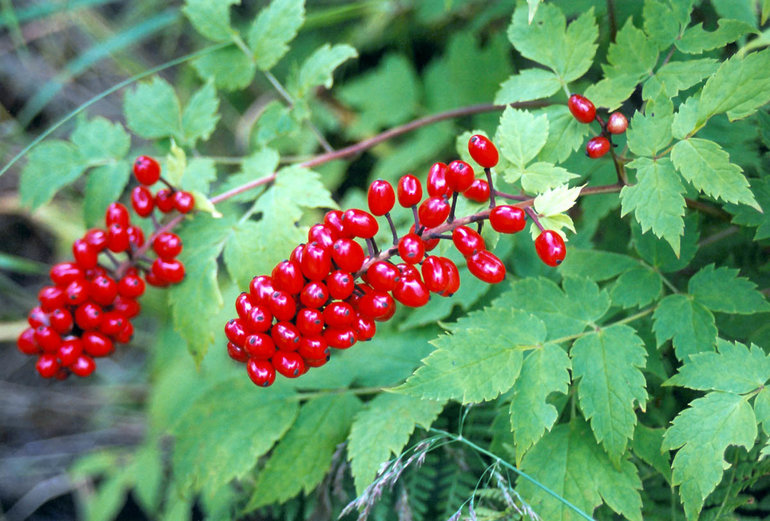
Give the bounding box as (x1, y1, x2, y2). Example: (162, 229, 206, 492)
(273, 351, 306, 378)
(463, 179, 490, 203)
(421, 256, 449, 293)
(107, 223, 130, 253)
(568, 94, 596, 124)
(296, 308, 324, 336)
(145, 270, 169, 288)
(272, 260, 305, 295)
(113, 296, 140, 318)
(244, 333, 276, 359)
(115, 320, 134, 343)
(225, 318, 249, 346)
(535, 230, 567, 267)
(268, 290, 296, 321)
(298, 336, 329, 361)
(490, 205, 526, 233)
(90, 275, 118, 306)
(308, 224, 337, 250)
(17, 328, 40, 355)
(467, 250, 506, 284)
(236, 292, 255, 319)
(75, 302, 102, 330)
(323, 301, 355, 328)
(227, 342, 249, 363)
(50, 262, 83, 286)
(84, 228, 109, 251)
(36, 354, 60, 378)
(342, 209, 379, 239)
(271, 322, 301, 351)
(290, 243, 305, 265)
(324, 210, 347, 237)
(446, 160, 475, 193)
(397, 174, 423, 207)
(49, 308, 74, 334)
(410, 224, 439, 251)
(607, 112, 628, 134)
(249, 275, 276, 305)
(72, 239, 98, 269)
(38, 285, 65, 312)
(247, 358, 276, 387)
(118, 274, 145, 298)
(586, 136, 610, 159)
(301, 242, 333, 281)
(427, 162, 451, 198)
(155, 189, 175, 213)
(300, 281, 330, 309)
(70, 355, 96, 377)
(326, 270, 354, 300)
(468, 134, 499, 168)
(398, 233, 425, 264)
(105, 202, 130, 228)
(438, 257, 460, 297)
(418, 197, 450, 228)
(174, 191, 195, 214)
(393, 277, 430, 308)
(131, 186, 154, 217)
(27, 306, 48, 328)
(396, 262, 420, 281)
(354, 315, 376, 341)
(452, 226, 485, 257)
(244, 303, 273, 333)
(152, 232, 183, 260)
(133, 155, 161, 185)
(65, 279, 90, 306)
(99, 311, 126, 337)
(368, 179, 396, 216)
(323, 327, 357, 349)
(151, 258, 185, 283)
(58, 337, 83, 366)
(35, 326, 61, 353)
(332, 238, 365, 273)
(364, 261, 401, 292)
(357, 291, 396, 321)
(127, 225, 145, 248)
(82, 331, 113, 357)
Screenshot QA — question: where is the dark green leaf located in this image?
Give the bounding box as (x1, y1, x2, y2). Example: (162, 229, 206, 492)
(610, 266, 662, 308)
(726, 177, 770, 240)
(688, 264, 770, 314)
(631, 215, 699, 272)
(632, 424, 671, 484)
(558, 249, 639, 281)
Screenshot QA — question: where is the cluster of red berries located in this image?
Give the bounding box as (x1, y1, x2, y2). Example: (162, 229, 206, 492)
(131, 155, 195, 217)
(16, 156, 192, 379)
(226, 134, 569, 387)
(568, 94, 628, 159)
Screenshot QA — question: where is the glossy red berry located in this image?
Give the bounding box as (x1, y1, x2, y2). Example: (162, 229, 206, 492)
(300, 281, 330, 309)
(397, 174, 423, 207)
(342, 209, 379, 239)
(357, 291, 396, 321)
(50, 262, 83, 286)
(427, 162, 451, 198)
(535, 230, 567, 267)
(118, 274, 145, 298)
(421, 256, 449, 293)
(75, 303, 102, 330)
(235, 292, 255, 320)
(115, 321, 134, 344)
(244, 333, 276, 359)
(72, 239, 98, 269)
(586, 136, 611, 159)
(152, 232, 183, 260)
(568, 94, 596, 124)
(35, 325, 61, 353)
(58, 338, 83, 366)
(271, 322, 301, 351)
(113, 296, 140, 319)
(82, 331, 114, 357)
(607, 112, 628, 134)
(296, 308, 324, 336)
(17, 328, 40, 355)
(272, 260, 305, 295)
(324, 210, 347, 237)
(131, 186, 154, 217)
(90, 275, 118, 306)
(245, 303, 273, 333)
(127, 225, 145, 248)
(99, 311, 126, 337)
(308, 224, 337, 250)
(398, 233, 425, 264)
(247, 358, 276, 387)
(396, 262, 420, 281)
(364, 261, 400, 292)
(331, 238, 365, 273)
(155, 189, 175, 213)
(272, 351, 305, 378)
(368, 180, 396, 216)
(446, 160, 475, 192)
(468, 134, 499, 168)
(36, 354, 60, 378)
(490, 205, 526, 233)
(249, 275, 276, 304)
(70, 355, 96, 377)
(268, 290, 297, 321)
(84, 228, 109, 251)
(354, 315, 376, 341)
(225, 318, 249, 346)
(438, 257, 460, 297)
(463, 179, 490, 203)
(467, 250, 506, 284)
(152, 258, 186, 284)
(107, 223, 130, 253)
(133, 155, 161, 185)
(326, 270, 354, 300)
(298, 336, 329, 361)
(227, 342, 249, 363)
(452, 226, 485, 256)
(393, 276, 430, 308)
(289, 243, 305, 265)
(301, 242, 333, 281)
(324, 327, 357, 349)
(65, 279, 89, 306)
(174, 191, 195, 214)
(410, 224, 439, 251)
(323, 301, 355, 328)
(27, 306, 48, 329)
(49, 308, 74, 334)
(105, 202, 130, 228)
(38, 286, 65, 312)
(418, 196, 450, 228)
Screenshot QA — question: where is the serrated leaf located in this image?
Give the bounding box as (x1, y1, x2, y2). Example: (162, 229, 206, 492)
(672, 96, 699, 139)
(529, 213, 575, 241)
(727, 177, 770, 240)
(520, 162, 578, 194)
(182, 0, 237, 42)
(71, 117, 130, 162)
(248, 0, 305, 71)
(494, 68, 561, 105)
(631, 215, 699, 272)
(643, 59, 719, 100)
(395, 309, 546, 403)
(190, 190, 221, 217)
(626, 110, 673, 158)
(519, 419, 643, 521)
(495, 106, 548, 169)
(666, 339, 770, 394)
(180, 158, 217, 194)
(572, 324, 647, 464)
(583, 74, 639, 112)
(217, 148, 279, 203)
(83, 162, 130, 227)
(688, 264, 770, 314)
(293, 43, 357, 99)
(605, 19, 659, 81)
(165, 141, 186, 187)
(181, 81, 219, 145)
(247, 394, 361, 510)
(676, 19, 755, 54)
(508, 3, 598, 83)
(534, 184, 583, 216)
(172, 378, 298, 492)
(610, 266, 662, 308)
(632, 424, 672, 484)
(536, 105, 590, 164)
(192, 47, 256, 91)
(124, 77, 181, 139)
(662, 392, 757, 520)
(20, 140, 85, 209)
(348, 393, 444, 494)
(222, 221, 261, 288)
(620, 157, 685, 255)
(671, 138, 759, 210)
(558, 249, 638, 281)
(653, 294, 717, 361)
(509, 343, 571, 462)
(755, 387, 770, 435)
(643, 0, 686, 51)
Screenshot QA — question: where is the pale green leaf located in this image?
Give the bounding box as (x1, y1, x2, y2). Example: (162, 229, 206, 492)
(181, 81, 220, 145)
(494, 68, 561, 105)
(583, 74, 640, 112)
(520, 162, 578, 194)
(688, 264, 770, 314)
(727, 177, 770, 240)
(676, 19, 755, 54)
(495, 106, 548, 169)
(626, 109, 673, 158)
(764, 0, 770, 24)
(124, 77, 181, 139)
(609, 266, 662, 309)
(653, 294, 717, 361)
(603, 19, 659, 80)
(83, 162, 130, 228)
(192, 47, 256, 91)
(536, 105, 590, 164)
(558, 249, 638, 281)
(164, 141, 186, 187)
(71, 117, 130, 161)
(509, 343, 571, 461)
(643, 0, 686, 51)
(755, 387, 770, 435)
(529, 213, 575, 241)
(180, 158, 217, 194)
(222, 221, 261, 288)
(662, 392, 757, 520)
(527, 0, 541, 23)
(217, 148, 279, 203)
(348, 394, 444, 494)
(534, 183, 583, 216)
(20, 140, 85, 209)
(672, 96, 699, 139)
(248, 0, 305, 71)
(643, 59, 719, 100)
(131, 443, 164, 514)
(247, 394, 361, 509)
(182, 0, 237, 42)
(294, 43, 357, 98)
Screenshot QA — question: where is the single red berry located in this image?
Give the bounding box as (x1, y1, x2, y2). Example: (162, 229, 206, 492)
(332, 238, 365, 273)
(296, 308, 324, 337)
(244, 333, 276, 359)
(17, 328, 40, 355)
(58, 337, 83, 366)
(418, 197, 450, 228)
(90, 275, 118, 306)
(421, 256, 449, 293)
(410, 224, 440, 251)
(468, 134, 499, 168)
(298, 336, 329, 361)
(393, 276, 430, 308)
(438, 257, 460, 297)
(398, 233, 425, 264)
(127, 225, 145, 248)
(301, 242, 333, 281)
(70, 355, 96, 377)
(84, 228, 109, 251)
(467, 250, 506, 284)
(354, 315, 376, 341)
(271, 322, 301, 351)
(244, 303, 273, 333)
(155, 189, 175, 213)
(246, 358, 276, 387)
(115, 320, 134, 344)
(49, 308, 74, 334)
(151, 258, 185, 284)
(446, 160, 475, 192)
(396, 262, 420, 281)
(107, 223, 130, 253)
(323, 301, 355, 328)
(65, 279, 90, 306)
(341, 209, 379, 239)
(105, 202, 130, 228)
(568, 94, 596, 124)
(452, 226, 485, 257)
(225, 318, 249, 346)
(145, 269, 168, 288)
(326, 270, 354, 300)
(535, 230, 567, 267)
(36, 354, 60, 378)
(272, 260, 305, 295)
(397, 174, 423, 207)
(586, 136, 611, 159)
(152, 232, 183, 260)
(131, 186, 154, 217)
(38, 286, 65, 312)
(27, 306, 48, 329)
(272, 351, 306, 378)
(250, 276, 276, 305)
(427, 162, 451, 198)
(118, 274, 145, 298)
(490, 205, 526, 234)
(463, 179, 490, 203)
(35, 326, 62, 353)
(324, 210, 347, 237)
(235, 293, 255, 321)
(364, 261, 400, 292)
(99, 311, 126, 337)
(133, 155, 161, 185)
(308, 224, 337, 250)
(50, 262, 83, 287)
(607, 112, 628, 134)
(75, 302, 102, 330)
(290, 243, 305, 265)
(72, 239, 99, 269)
(112, 296, 140, 319)
(268, 290, 296, 321)
(323, 327, 357, 349)
(82, 331, 113, 357)
(356, 291, 396, 321)
(227, 341, 249, 363)
(174, 191, 195, 214)
(368, 180, 396, 216)
(300, 281, 330, 309)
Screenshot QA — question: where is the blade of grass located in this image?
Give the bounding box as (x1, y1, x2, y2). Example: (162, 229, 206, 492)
(0, 0, 116, 28)
(0, 252, 48, 275)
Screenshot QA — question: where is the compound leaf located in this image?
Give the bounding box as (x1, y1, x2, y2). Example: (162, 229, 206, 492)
(688, 264, 770, 314)
(71, 117, 130, 162)
(496, 106, 548, 170)
(192, 47, 256, 91)
(83, 162, 130, 228)
(124, 77, 182, 139)
(293, 43, 357, 99)
(182, 0, 238, 42)
(727, 177, 770, 240)
(610, 266, 663, 309)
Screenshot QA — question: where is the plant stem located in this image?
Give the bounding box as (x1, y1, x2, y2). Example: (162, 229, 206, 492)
(385, 212, 399, 245)
(494, 189, 528, 202)
(524, 207, 544, 231)
(484, 167, 496, 207)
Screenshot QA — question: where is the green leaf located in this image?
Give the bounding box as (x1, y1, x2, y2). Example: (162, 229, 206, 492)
(348, 393, 444, 494)
(643, 59, 719, 100)
(293, 43, 357, 99)
(395, 309, 546, 403)
(631, 215, 699, 272)
(755, 387, 770, 435)
(180, 158, 217, 194)
(527, 0, 542, 22)
(71, 117, 130, 162)
(248, 0, 305, 71)
(495, 106, 548, 170)
(609, 266, 662, 308)
(509, 343, 571, 461)
(626, 109, 673, 158)
(181, 81, 220, 145)
(519, 419, 643, 521)
(632, 424, 672, 484)
(20, 140, 85, 209)
(672, 96, 699, 139)
(604, 19, 659, 81)
(536, 105, 590, 164)
(727, 177, 770, 240)
(83, 162, 130, 228)
(124, 77, 181, 139)
(764, 0, 770, 24)
(558, 249, 638, 281)
(688, 264, 770, 314)
(620, 157, 685, 255)
(666, 339, 770, 394)
(494, 68, 561, 104)
(653, 294, 717, 361)
(132, 443, 164, 515)
(662, 392, 757, 520)
(222, 221, 261, 289)
(519, 162, 578, 194)
(697, 48, 770, 125)
(572, 325, 648, 464)
(172, 379, 298, 492)
(676, 19, 755, 54)
(217, 148, 279, 203)
(507, 3, 598, 83)
(671, 138, 759, 210)
(643, 0, 687, 51)
(583, 74, 640, 112)
(533, 184, 582, 217)
(192, 46, 256, 91)
(182, 0, 237, 42)
(247, 394, 361, 509)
